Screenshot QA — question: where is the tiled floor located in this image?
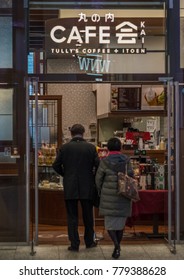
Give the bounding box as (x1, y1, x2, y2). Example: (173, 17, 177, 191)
(0, 243, 184, 260)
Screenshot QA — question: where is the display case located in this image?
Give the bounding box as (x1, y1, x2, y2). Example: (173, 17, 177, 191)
(37, 142, 63, 191)
(29, 95, 66, 225)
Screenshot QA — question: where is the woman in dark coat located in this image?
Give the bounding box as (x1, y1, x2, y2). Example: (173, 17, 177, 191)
(95, 137, 134, 259)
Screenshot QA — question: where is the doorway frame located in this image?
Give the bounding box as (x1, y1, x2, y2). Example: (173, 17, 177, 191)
(26, 78, 179, 255)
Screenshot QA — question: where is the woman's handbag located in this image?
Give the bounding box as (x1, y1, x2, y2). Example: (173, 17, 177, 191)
(117, 169, 140, 202)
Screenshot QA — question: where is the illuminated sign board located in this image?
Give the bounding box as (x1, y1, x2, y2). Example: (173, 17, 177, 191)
(45, 12, 146, 57)
(45, 12, 147, 76)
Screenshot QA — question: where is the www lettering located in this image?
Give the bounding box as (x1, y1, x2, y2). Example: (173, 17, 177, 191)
(78, 56, 110, 73)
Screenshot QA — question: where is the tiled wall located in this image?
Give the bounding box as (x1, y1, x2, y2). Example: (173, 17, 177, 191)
(47, 83, 96, 142)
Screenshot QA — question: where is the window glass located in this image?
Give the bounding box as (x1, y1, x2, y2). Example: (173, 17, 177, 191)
(28, 52, 34, 74)
(0, 17, 12, 68)
(0, 0, 12, 8)
(0, 89, 13, 140)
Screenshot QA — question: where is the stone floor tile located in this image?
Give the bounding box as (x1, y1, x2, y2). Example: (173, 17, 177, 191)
(120, 245, 151, 260)
(1, 243, 184, 260)
(175, 245, 184, 259)
(100, 244, 149, 260)
(58, 245, 104, 260)
(31, 245, 60, 260)
(142, 244, 180, 260)
(0, 248, 16, 260)
(14, 246, 35, 260)
(99, 245, 125, 260)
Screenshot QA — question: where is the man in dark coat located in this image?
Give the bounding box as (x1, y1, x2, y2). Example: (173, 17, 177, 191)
(52, 124, 99, 251)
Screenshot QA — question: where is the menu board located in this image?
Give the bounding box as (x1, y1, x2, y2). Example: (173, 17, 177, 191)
(118, 87, 141, 110)
(141, 85, 165, 110)
(111, 85, 165, 112)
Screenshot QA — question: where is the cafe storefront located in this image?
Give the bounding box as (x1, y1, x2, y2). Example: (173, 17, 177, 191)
(0, 1, 184, 253)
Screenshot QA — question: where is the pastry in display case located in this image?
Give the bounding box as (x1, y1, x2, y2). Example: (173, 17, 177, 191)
(38, 143, 57, 166)
(37, 142, 63, 190)
(38, 172, 63, 190)
(37, 143, 63, 190)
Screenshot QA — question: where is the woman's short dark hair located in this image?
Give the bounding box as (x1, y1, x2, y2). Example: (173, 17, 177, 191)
(70, 124, 85, 136)
(107, 137, 122, 151)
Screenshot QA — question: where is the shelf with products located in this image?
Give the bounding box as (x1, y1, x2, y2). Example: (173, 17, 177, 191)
(96, 147, 166, 190)
(122, 149, 165, 164)
(38, 143, 57, 165)
(131, 156, 166, 191)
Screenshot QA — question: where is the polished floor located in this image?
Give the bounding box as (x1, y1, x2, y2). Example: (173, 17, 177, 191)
(0, 242, 184, 260)
(34, 224, 169, 245)
(1, 224, 183, 260)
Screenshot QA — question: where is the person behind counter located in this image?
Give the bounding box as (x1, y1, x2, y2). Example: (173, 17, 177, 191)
(52, 124, 99, 252)
(95, 137, 134, 259)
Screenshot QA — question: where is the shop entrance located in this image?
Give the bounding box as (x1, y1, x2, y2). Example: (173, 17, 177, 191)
(27, 78, 178, 254)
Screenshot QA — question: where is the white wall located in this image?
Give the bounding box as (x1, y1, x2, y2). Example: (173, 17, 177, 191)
(95, 84, 111, 116)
